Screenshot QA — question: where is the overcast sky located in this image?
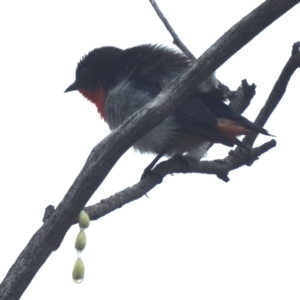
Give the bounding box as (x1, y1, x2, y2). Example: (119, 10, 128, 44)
(1, 1, 300, 299)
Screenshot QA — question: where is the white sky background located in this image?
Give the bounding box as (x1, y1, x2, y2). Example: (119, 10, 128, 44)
(0, 0, 300, 299)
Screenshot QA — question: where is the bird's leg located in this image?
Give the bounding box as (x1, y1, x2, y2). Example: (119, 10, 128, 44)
(140, 148, 168, 181)
(173, 154, 191, 172)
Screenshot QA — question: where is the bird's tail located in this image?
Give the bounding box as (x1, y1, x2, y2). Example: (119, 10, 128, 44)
(215, 118, 274, 151)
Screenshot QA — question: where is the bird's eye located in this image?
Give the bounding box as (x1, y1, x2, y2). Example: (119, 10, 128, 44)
(76, 67, 90, 81)
(80, 67, 88, 76)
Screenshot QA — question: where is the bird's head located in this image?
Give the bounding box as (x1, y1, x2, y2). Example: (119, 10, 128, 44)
(65, 46, 122, 93)
(65, 46, 122, 119)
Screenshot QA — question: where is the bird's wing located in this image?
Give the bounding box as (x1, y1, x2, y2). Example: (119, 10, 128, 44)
(175, 86, 272, 143)
(114, 45, 270, 147)
(196, 87, 271, 136)
(173, 90, 236, 147)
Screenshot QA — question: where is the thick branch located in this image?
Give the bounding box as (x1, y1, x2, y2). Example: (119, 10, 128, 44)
(1, 1, 299, 299)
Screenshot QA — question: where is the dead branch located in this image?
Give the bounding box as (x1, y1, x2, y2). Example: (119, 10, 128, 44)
(243, 41, 300, 147)
(149, 0, 196, 60)
(84, 139, 276, 221)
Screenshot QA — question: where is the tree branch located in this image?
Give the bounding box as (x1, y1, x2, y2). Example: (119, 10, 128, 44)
(243, 41, 300, 147)
(149, 0, 196, 60)
(149, 0, 257, 116)
(1, 1, 299, 299)
(84, 139, 276, 221)
(228, 79, 257, 114)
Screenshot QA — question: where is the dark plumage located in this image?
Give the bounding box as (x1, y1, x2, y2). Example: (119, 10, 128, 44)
(65, 44, 271, 160)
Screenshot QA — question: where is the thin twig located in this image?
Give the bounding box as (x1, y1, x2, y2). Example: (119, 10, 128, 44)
(149, 0, 195, 60)
(243, 42, 300, 147)
(228, 79, 257, 114)
(149, 0, 260, 123)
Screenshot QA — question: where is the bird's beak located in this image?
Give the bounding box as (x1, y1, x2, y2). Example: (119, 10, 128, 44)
(64, 81, 78, 93)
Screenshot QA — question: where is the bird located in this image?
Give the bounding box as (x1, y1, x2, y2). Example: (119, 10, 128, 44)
(65, 44, 271, 170)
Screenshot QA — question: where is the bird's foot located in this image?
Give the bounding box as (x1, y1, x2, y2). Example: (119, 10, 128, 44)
(140, 166, 163, 183)
(174, 154, 191, 172)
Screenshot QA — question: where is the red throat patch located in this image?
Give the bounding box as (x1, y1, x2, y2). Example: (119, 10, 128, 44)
(79, 86, 106, 120)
